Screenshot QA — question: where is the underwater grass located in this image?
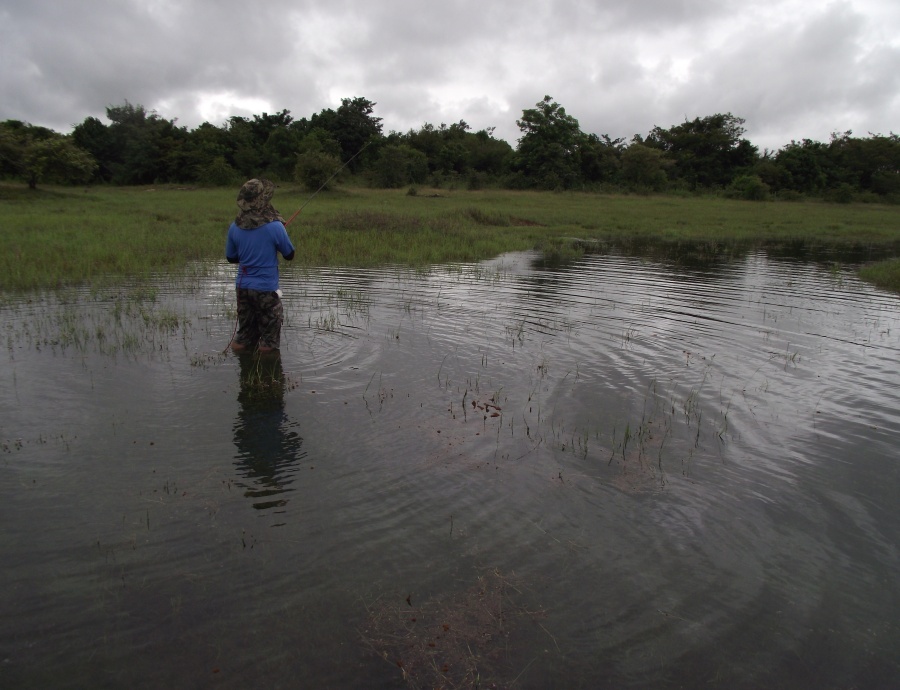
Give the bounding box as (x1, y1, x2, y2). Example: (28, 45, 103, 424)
(2, 182, 900, 291)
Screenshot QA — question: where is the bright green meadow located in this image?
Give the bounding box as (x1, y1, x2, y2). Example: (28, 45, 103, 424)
(2, 182, 900, 292)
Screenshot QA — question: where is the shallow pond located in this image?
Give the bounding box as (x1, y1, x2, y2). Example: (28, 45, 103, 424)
(1, 248, 899, 689)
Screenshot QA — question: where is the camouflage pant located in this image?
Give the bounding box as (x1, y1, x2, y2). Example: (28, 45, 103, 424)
(234, 288, 284, 350)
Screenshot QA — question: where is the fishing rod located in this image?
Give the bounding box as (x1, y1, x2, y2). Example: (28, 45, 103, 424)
(284, 141, 371, 226)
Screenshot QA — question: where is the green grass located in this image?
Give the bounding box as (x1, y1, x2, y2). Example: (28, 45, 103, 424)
(2, 182, 900, 291)
(859, 258, 900, 292)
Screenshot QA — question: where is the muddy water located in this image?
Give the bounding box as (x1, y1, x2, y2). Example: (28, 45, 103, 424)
(1, 250, 898, 689)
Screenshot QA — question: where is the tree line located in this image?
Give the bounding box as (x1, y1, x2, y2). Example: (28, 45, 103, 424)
(2, 95, 898, 202)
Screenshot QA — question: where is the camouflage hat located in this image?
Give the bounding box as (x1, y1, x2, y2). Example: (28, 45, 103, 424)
(234, 178, 284, 229)
(237, 178, 276, 211)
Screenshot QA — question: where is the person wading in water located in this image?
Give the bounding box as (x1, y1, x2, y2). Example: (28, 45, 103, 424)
(225, 179, 295, 354)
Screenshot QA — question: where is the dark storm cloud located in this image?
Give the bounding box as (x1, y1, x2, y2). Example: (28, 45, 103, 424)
(1, 0, 896, 151)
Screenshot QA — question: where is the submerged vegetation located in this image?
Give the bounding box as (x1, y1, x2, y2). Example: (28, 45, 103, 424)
(1, 182, 899, 292)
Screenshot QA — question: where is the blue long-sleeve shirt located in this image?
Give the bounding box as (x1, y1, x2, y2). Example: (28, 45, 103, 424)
(225, 220, 295, 291)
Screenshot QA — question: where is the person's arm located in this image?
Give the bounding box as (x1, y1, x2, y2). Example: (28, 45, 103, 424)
(276, 223, 296, 261)
(225, 226, 240, 263)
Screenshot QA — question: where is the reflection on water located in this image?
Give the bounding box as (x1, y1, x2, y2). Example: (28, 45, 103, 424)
(0, 248, 898, 689)
(233, 353, 304, 516)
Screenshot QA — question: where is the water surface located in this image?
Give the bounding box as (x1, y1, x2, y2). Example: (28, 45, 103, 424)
(1, 249, 898, 689)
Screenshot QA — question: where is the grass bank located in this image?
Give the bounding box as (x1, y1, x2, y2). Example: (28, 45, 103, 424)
(2, 182, 900, 291)
(859, 258, 900, 292)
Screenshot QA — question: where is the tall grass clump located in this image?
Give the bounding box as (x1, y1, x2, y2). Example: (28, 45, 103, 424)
(456, 206, 511, 227)
(859, 258, 900, 293)
(0, 184, 230, 290)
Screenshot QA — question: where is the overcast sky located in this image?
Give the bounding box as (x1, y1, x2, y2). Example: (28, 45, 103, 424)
(1, 0, 897, 152)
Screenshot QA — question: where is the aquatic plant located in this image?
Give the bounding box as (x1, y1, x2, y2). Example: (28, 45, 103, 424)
(362, 569, 548, 690)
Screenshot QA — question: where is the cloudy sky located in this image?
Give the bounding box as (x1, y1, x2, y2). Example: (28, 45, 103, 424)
(1, 0, 897, 152)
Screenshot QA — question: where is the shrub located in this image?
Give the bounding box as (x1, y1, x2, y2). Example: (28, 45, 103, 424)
(371, 145, 428, 188)
(776, 189, 804, 202)
(197, 156, 239, 186)
(726, 174, 770, 201)
(294, 151, 342, 192)
(828, 183, 855, 204)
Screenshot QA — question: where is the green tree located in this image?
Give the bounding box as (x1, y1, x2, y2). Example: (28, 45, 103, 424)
(22, 135, 97, 188)
(333, 97, 383, 170)
(223, 116, 262, 178)
(404, 121, 472, 178)
(294, 151, 343, 191)
(405, 123, 446, 172)
(725, 174, 770, 201)
(71, 116, 114, 182)
(579, 133, 624, 185)
(513, 96, 584, 189)
(1, 121, 94, 188)
(262, 126, 301, 180)
(100, 102, 189, 185)
(620, 143, 669, 191)
(239, 109, 302, 179)
(297, 128, 342, 158)
(1, 121, 56, 174)
(646, 113, 758, 189)
(752, 154, 792, 193)
(249, 109, 294, 142)
(774, 139, 829, 194)
(827, 131, 900, 196)
(182, 122, 237, 184)
(401, 121, 511, 186)
(465, 128, 513, 178)
(371, 144, 428, 188)
(310, 97, 383, 173)
(0, 122, 27, 178)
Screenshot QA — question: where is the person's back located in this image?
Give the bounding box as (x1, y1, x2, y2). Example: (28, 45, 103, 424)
(225, 179, 295, 354)
(227, 220, 293, 292)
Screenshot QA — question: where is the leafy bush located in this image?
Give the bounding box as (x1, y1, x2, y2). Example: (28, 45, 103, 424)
(371, 145, 428, 188)
(294, 151, 342, 192)
(828, 183, 855, 204)
(467, 172, 486, 190)
(871, 171, 900, 197)
(22, 136, 97, 189)
(726, 174, 770, 201)
(197, 156, 238, 186)
(620, 144, 669, 192)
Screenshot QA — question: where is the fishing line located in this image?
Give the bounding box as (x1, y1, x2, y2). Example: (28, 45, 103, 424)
(284, 141, 371, 226)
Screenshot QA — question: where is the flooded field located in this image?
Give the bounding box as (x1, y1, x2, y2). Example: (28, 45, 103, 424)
(1, 248, 898, 689)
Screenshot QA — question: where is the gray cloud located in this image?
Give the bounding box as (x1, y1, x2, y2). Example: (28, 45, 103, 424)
(1, 0, 896, 151)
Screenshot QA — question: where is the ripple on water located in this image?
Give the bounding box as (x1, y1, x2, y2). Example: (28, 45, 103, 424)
(1, 250, 899, 688)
